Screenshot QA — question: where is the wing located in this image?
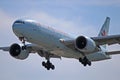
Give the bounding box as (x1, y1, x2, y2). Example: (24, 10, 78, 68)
(0, 47, 9, 51)
(106, 51, 120, 55)
(60, 35, 120, 48)
(0, 44, 61, 59)
(91, 34, 120, 45)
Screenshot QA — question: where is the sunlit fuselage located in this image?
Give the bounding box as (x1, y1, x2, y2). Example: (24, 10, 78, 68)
(12, 19, 110, 61)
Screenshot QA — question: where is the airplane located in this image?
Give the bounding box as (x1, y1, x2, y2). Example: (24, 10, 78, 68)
(0, 17, 120, 70)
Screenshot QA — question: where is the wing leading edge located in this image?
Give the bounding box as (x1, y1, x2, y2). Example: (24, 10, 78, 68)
(106, 51, 120, 55)
(0, 44, 61, 59)
(91, 35, 120, 45)
(60, 35, 120, 49)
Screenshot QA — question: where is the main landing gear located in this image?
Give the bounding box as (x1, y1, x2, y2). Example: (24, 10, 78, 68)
(79, 56, 91, 66)
(42, 60, 55, 70)
(19, 37, 55, 70)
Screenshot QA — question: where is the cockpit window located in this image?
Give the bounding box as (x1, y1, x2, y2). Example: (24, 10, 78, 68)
(14, 20, 25, 24)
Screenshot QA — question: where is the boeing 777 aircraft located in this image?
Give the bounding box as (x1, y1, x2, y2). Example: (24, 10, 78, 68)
(0, 17, 120, 70)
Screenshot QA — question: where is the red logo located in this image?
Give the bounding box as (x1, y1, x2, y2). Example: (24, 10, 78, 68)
(101, 30, 106, 36)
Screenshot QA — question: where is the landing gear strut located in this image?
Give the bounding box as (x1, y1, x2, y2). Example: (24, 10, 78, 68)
(42, 60, 55, 70)
(79, 56, 91, 66)
(19, 37, 26, 50)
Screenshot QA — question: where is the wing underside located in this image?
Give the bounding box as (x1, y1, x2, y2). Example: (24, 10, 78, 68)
(106, 51, 120, 55)
(91, 35, 120, 45)
(60, 35, 120, 48)
(0, 44, 61, 59)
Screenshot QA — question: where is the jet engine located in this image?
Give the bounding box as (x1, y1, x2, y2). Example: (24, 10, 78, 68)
(75, 36, 96, 53)
(9, 43, 29, 60)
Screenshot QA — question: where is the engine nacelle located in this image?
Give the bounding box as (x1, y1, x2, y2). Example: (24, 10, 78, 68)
(75, 36, 96, 53)
(9, 43, 29, 60)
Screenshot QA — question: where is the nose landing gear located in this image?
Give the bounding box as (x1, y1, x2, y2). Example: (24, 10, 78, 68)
(19, 37, 26, 50)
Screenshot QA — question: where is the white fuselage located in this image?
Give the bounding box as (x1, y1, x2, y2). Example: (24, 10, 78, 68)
(12, 19, 111, 61)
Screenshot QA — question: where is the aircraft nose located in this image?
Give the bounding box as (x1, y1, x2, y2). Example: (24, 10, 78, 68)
(12, 20, 25, 29)
(13, 20, 25, 26)
(12, 20, 25, 36)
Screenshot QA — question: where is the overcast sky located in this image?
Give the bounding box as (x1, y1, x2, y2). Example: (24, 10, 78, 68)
(0, 0, 120, 80)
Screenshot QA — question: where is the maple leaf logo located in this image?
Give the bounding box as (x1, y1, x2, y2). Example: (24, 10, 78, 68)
(101, 30, 106, 36)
